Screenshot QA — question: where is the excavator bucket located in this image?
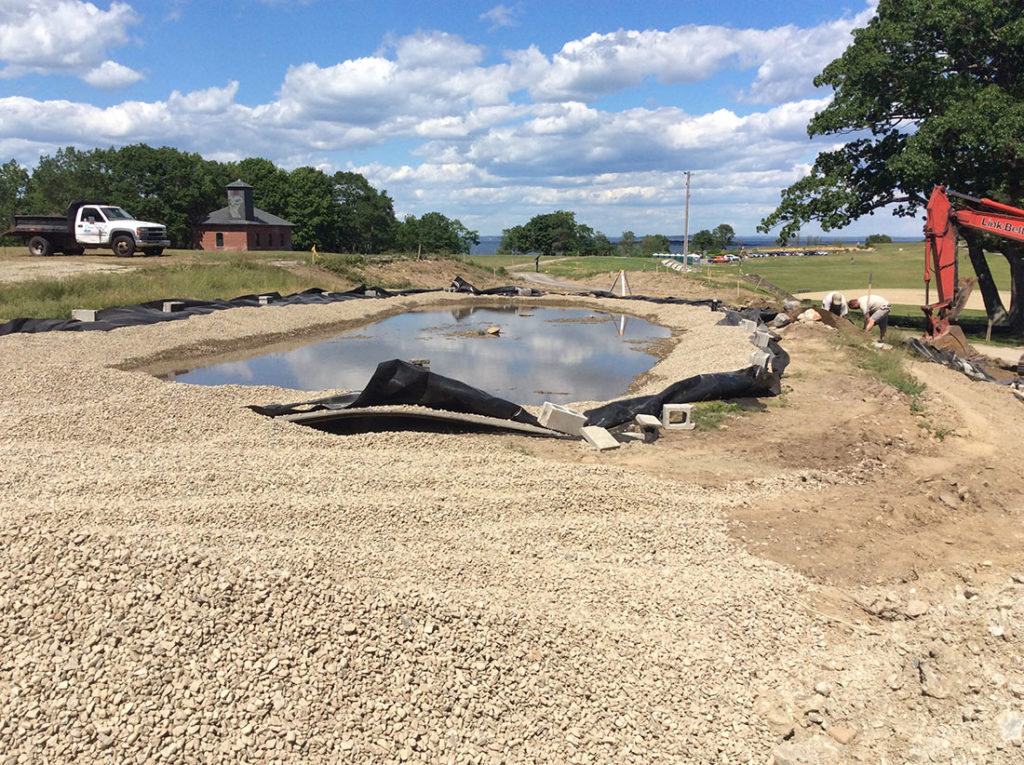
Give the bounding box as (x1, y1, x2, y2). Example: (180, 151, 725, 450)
(925, 325, 976, 358)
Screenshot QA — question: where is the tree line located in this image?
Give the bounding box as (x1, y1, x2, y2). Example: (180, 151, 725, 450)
(498, 210, 737, 257)
(0, 145, 478, 255)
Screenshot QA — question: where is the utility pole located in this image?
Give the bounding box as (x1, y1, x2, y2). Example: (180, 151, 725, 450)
(682, 171, 691, 258)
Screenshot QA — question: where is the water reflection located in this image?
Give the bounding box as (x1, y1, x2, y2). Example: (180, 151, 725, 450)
(170, 307, 670, 405)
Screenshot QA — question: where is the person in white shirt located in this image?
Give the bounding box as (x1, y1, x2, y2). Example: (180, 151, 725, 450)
(821, 291, 848, 317)
(848, 294, 891, 341)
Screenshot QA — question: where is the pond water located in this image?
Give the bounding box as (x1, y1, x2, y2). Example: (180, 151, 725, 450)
(169, 306, 672, 405)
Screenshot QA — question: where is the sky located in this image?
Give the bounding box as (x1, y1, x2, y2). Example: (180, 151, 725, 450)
(0, 0, 919, 240)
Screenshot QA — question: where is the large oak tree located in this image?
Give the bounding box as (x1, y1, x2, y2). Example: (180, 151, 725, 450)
(759, 0, 1024, 332)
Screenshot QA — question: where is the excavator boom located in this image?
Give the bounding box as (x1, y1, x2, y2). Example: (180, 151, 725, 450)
(923, 185, 1024, 342)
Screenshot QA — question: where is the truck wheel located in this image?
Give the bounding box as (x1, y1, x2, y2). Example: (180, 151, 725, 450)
(144, 248, 165, 257)
(28, 236, 53, 257)
(65, 246, 85, 256)
(112, 235, 135, 257)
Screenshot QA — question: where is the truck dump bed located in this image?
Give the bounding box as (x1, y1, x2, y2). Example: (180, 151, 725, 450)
(7, 213, 68, 234)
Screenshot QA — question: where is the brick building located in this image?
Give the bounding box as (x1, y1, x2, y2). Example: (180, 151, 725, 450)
(193, 180, 294, 251)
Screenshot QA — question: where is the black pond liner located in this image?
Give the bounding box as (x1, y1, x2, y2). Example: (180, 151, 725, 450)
(1, 275, 788, 433)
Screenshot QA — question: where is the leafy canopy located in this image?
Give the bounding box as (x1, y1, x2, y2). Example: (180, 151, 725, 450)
(760, 0, 1024, 243)
(499, 211, 606, 256)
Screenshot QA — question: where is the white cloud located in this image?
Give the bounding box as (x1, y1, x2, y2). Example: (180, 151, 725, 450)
(480, 4, 518, 30)
(168, 82, 239, 114)
(82, 60, 143, 89)
(0, 0, 140, 86)
(0, 2, 911, 237)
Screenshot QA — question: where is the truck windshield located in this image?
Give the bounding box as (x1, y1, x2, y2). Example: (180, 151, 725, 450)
(100, 207, 132, 221)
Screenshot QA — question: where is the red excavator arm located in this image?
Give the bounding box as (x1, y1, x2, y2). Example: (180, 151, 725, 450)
(923, 185, 1024, 340)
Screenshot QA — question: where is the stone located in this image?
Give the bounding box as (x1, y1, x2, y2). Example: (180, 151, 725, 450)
(827, 725, 858, 744)
(905, 600, 929, 618)
(996, 710, 1024, 745)
(919, 661, 954, 699)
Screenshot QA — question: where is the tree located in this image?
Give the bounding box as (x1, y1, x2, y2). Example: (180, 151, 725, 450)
(591, 232, 615, 256)
(640, 234, 671, 255)
(0, 160, 29, 238)
(865, 234, 893, 246)
(23, 147, 111, 214)
(712, 224, 735, 250)
(233, 157, 291, 217)
(332, 171, 397, 254)
(690, 229, 717, 254)
(397, 212, 479, 254)
(286, 167, 341, 252)
(617, 231, 641, 256)
(498, 211, 599, 256)
(759, 0, 1024, 332)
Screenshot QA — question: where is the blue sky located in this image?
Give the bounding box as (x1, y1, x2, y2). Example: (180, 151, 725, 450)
(1, 0, 915, 240)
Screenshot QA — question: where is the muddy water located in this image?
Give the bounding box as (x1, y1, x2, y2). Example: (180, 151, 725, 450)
(168, 305, 671, 405)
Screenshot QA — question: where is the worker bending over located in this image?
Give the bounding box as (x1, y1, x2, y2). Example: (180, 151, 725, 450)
(821, 291, 848, 316)
(848, 294, 891, 341)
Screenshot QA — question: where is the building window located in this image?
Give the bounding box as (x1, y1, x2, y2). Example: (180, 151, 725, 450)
(255, 232, 261, 247)
(215, 232, 224, 248)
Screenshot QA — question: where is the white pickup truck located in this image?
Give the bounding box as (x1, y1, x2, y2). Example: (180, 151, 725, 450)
(5, 200, 171, 257)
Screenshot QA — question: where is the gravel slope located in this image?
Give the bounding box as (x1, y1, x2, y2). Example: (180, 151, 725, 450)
(2, 292, 1019, 763)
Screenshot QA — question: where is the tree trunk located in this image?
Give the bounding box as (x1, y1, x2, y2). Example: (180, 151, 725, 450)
(962, 231, 1009, 325)
(962, 230, 1024, 335)
(1003, 245, 1024, 334)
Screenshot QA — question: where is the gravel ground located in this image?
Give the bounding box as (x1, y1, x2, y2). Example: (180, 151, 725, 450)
(1, 292, 1020, 763)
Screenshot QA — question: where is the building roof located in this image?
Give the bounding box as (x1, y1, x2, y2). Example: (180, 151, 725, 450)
(198, 206, 294, 227)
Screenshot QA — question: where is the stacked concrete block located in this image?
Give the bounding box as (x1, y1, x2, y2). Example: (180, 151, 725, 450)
(162, 301, 184, 313)
(750, 329, 771, 349)
(750, 348, 772, 369)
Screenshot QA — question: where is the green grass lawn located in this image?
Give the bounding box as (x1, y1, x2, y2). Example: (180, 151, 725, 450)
(737, 242, 1010, 294)
(0, 258, 319, 322)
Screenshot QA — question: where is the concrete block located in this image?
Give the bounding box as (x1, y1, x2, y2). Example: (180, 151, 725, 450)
(618, 431, 645, 442)
(740, 318, 758, 332)
(750, 329, 771, 349)
(71, 309, 97, 322)
(258, 295, 274, 306)
(661, 404, 695, 430)
(539, 402, 587, 436)
(162, 301, 184, 313)
(635, 413, 662, 430)
(750, 348, 773, 369)
(580, 425, 620, 450)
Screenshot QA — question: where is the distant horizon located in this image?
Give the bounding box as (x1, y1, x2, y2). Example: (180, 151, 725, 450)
(469, 233, 923, 254)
